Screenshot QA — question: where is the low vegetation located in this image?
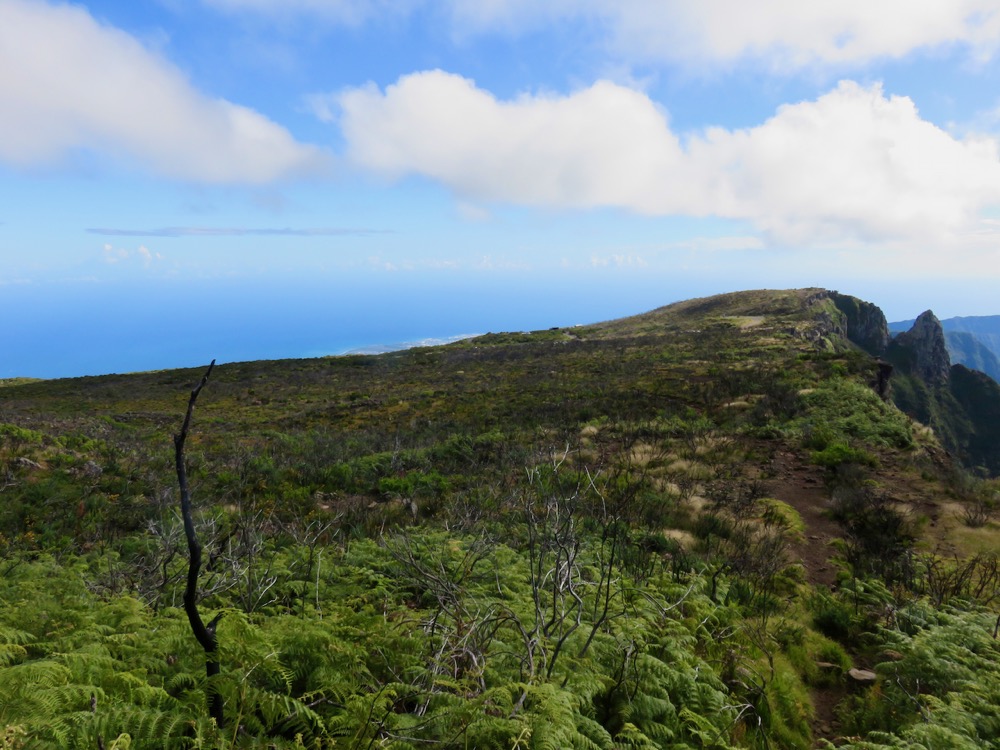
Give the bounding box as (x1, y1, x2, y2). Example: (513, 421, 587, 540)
(0, 288, 998, 748)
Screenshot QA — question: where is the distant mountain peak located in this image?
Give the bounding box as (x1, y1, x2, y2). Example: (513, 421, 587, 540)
(889, 313, 1000, 385)
(890, 310, 951, 385)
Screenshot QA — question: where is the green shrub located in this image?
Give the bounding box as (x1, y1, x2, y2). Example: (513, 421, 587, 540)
(794, 378, 914, 452)
(810, 593, 856, 642)
(0, 423, 45, 449)
(811, 442, 877, 469)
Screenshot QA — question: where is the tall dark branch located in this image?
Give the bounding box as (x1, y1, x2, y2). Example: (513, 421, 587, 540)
(174, 360, 224, 728)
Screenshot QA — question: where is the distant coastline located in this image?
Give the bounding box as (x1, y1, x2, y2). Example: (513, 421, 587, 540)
(341, 333, 482, 356)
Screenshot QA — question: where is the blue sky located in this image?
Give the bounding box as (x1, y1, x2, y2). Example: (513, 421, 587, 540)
(4, 0, 1000, 377)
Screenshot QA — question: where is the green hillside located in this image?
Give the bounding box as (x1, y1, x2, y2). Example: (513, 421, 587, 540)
(1, 289, 998, 749)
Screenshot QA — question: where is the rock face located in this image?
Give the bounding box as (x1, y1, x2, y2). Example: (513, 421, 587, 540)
(885, 309, 1000, 476)
(829, 292, 890, 355)
(807, 293, 1000, 477)
(891, 311, 952, 386)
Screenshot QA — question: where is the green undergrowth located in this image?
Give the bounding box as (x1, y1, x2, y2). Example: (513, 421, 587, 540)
(1, 289, 998, 748)
(793, 378, 915, 457)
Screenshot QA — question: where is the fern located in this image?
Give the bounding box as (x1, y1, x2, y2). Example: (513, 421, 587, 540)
(0, 660, 75, 727)
(837, 603, 1000, 748)
(0, 627, 30, 667)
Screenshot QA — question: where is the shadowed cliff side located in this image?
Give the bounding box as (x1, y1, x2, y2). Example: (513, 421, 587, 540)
(888, 310, 1000, 475)
(829, 291, 889, 356)
(944, 330, 1000, 383)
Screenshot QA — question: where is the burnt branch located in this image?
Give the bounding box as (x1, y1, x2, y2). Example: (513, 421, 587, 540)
(173, 360, 225, 728)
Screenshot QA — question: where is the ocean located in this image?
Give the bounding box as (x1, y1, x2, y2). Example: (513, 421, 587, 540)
(1, 273, 687, 379)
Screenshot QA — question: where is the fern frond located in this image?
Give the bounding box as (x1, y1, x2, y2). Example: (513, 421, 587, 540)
(246, 688, 327, 738)
(0, 641, 27, 667)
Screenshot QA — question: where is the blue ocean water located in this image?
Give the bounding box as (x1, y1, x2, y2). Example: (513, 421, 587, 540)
(1, 274, 693, 379)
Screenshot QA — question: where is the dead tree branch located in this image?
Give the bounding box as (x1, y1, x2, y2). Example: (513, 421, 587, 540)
(174, 360, 225, 728)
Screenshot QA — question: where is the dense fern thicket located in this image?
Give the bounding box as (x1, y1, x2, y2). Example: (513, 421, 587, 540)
(1, 289, 999, 749)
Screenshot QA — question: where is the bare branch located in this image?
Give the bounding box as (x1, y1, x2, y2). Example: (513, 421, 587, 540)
(173, 360, 224, 728)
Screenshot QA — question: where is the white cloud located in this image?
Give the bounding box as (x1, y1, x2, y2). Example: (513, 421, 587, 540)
(590, 253, 648, 268)
(102, 243, 164, 267)
(448, 0, 1000, 69)
(689, 81, 1000, 243)
(445, 0, 579, 35)
(336, 72, 1000, 245)
(367, 255, 398, 272)
(201, 0, 1000, 69)
(338, 71, 685, 212)
(0, 0, 325, 182)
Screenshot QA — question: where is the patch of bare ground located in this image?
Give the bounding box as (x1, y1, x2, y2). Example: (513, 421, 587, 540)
(767, 449, 841, 589)
(765, 449, 846, 746)
(764, 447, 951, 747)
(809, 685, 848, 748)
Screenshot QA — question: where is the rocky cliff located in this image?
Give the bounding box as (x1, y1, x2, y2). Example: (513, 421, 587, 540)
(884, 310, 1000, 475)
(888, 310, 952, 386)
(828, 291, 890, 355)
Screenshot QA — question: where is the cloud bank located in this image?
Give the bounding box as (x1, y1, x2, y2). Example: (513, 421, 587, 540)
(336, 71, 1000, 244)
(448, 0, 1000, 68)
(204, 0, 1000, 68)
(0, 0, 325, 182)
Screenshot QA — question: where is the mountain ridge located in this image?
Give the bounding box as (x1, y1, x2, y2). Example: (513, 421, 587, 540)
(1, 287, 999, 748)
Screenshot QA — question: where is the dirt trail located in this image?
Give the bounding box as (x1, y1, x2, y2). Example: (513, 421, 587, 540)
(768, 449, 841, 589)
(766, 449, 846, 745)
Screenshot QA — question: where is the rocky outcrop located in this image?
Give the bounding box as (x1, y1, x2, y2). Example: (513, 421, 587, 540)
(806, 294, 1000, 476)
(890, 311, 951, 386)
(874, 359, 893, 401)
(829, 292, 890, 355)
(848, 668, 878, 685)
(804, 292, 894, 399)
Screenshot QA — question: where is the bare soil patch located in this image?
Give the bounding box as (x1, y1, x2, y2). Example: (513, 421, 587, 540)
(766, 449, 847, 745)
(767, 449, 841, 589)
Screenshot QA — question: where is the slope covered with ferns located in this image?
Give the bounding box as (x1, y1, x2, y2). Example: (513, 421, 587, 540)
(1, 288, 998, 749)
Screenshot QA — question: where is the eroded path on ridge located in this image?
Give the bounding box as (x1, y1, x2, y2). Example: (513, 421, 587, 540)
(767, 448, 841, 589)
(766, 448, 847, 745)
